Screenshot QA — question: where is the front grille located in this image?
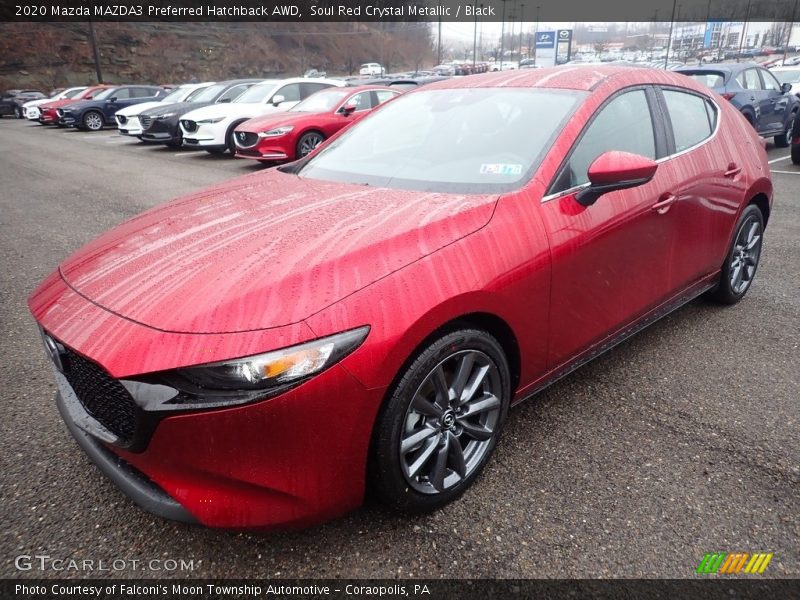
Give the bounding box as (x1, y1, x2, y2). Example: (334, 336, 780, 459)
(181, 119, 198, 133)
(235, 131, 259, 148)
(140, 115, 153, 130)
(237, 148, 261, 157)
(117, 115, 127, 125)
(61, 347, 138, 443)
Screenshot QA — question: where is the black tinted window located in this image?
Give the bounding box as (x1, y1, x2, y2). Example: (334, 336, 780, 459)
(663, 90, 716, 152)
(553, 89, 656, 192)
(300, 82, 333, 98)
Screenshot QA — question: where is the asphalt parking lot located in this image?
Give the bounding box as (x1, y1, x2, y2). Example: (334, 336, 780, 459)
(0, 119, 797, 579)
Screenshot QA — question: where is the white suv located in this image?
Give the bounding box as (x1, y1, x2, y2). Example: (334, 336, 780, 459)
(359, 63, 385, 77)
(115, 82, 214, 137)
(179, 77, 344, 154)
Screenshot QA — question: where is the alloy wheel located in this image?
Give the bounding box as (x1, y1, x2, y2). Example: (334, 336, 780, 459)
(298, 133, 324, 157)
(399, 350, 502, 494)
(729, 215, 762, 295)
(84, 112, 103, 131)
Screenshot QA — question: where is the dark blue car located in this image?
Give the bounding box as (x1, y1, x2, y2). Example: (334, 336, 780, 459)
(677, 63, 798, 147)
(57, 85, 166, 131)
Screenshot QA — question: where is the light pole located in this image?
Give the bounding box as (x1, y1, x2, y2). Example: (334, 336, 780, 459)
(665, 0, 678, 69)
(500, 0, 507, 69)
(737, 0, 752, 63)
(533, 5, 540, 65)
(472, 2, 478, 66)
(88, 20, 103, 83)
(783, 0, 799, 66)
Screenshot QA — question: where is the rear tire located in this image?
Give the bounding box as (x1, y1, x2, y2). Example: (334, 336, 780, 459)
(369, 329, 510, 514)
(774, 111, 796, 148)
(709, 205, 764, 305)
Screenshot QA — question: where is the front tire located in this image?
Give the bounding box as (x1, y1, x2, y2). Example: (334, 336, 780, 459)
(15, 106, 23, 118)
(82, 111, 104, 131)
(709, 205, 764, 305)
(296, 131, 326, 158)
(369, 329, 510, 513)
(792, 142, 800, 165)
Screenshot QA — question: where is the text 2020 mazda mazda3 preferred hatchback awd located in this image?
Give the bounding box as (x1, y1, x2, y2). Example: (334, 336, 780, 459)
(29, 67, 772, 529)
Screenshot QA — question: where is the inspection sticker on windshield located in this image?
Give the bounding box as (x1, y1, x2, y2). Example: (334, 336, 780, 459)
(480, 163, 523, 175)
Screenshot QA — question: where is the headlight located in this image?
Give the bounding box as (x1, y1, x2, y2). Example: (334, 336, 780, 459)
(196, 116, 225, 124)
(258, 125, 294, 138)
(127, 326, 369, 411)
(156, 112, 176, 119)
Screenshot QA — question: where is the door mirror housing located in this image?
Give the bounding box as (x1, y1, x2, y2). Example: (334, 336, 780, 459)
(341, 102, 357, 115)
(781, 82, 793, 94)
(271, 94, 285, 106)
(576, 151, 658, 207)
(108, 97, 117, 103)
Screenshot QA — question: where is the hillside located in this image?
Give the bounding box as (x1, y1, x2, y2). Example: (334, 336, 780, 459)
(0, 22, 434, 90)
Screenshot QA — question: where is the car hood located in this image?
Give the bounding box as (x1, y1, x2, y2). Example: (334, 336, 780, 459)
(61, 99, 101, 112)
(23, 98, 52, 108)
(236, 111, 314, 132)
(140, 101, 212, 118)
(117, 101, 165, 117)
(41, 98, 82, 110)
(58, 170, 498, 334)
(183, 102, 286, 123)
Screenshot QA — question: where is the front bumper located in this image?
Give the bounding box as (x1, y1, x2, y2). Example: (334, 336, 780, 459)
(25, 106, 41, 119)
(58, 114, 76, 127)
(141, 118, 180, 143)
(181, 121, 226, 148)
(117, 115, 143, 136)
(31, 272, 384, 529)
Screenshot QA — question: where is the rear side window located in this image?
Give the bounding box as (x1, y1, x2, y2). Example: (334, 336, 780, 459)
(736, 69, 762, 90)
(374, 90, 399, 104)
(551, 89, 656, 193)
(662, 90, 717, 152)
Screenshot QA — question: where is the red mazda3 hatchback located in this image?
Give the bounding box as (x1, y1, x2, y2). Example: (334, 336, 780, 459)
(29, 67, 772, 529)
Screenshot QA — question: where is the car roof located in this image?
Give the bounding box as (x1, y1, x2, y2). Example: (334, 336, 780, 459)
(422, 65, 707, 93)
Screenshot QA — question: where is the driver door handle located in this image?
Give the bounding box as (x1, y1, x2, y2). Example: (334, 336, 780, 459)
(724, 163, 742, 178)
(652, 193, 678, 214)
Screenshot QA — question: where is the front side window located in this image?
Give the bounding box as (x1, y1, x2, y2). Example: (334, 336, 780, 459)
(111, 88, 132, 100)
(274, 83, 301, 103)
(662, 90, 716, 152)
(345, 92, 372, 111)
(550, 89, 656, 193)
(299, 88, 585, 194)
(759, 69, 781, 92)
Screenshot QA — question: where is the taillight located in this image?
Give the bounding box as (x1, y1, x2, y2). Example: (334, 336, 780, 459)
(721, 92, 736, 101)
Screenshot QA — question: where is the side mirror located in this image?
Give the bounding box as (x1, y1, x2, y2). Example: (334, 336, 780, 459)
(781, 82, 793, 94)
(218, 97, 232, 103)
(108, 97, 117, 102)
(272, 94, 285, 106)
(341, 102, 357, 115)
(576, 151, 658, 207)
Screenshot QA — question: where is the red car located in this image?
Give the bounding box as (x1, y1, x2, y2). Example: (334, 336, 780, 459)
(29, 67, 772, 529)
(233, 85, 400, 163)
(38, 85, 111, 125)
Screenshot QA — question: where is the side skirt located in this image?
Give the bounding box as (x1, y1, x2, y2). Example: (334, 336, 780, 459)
(511, 274, 718, 406)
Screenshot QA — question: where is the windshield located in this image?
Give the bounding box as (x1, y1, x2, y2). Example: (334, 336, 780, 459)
(184, 85, 211, 102)
(234, 82, 279, 103)
(774, 69, 800, 84)
(684, 73, 725, 88)
(93, 88, 117, 100)
(160, 86, 191, 103)
(292, 89, 349, 112)
(190, 83, 226, 103)
(299, 88, 585, 193)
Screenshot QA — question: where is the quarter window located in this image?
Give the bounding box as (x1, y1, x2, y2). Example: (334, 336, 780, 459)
(662, 90, 716, 152)
(375, 90, 399, 104)
(551, 89, 656, 193)
(759, 69, 781, 92)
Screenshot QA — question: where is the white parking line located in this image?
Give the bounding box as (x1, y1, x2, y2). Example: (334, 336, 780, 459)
(767, 155, 791, 164)
(770, 169, 800, 175)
